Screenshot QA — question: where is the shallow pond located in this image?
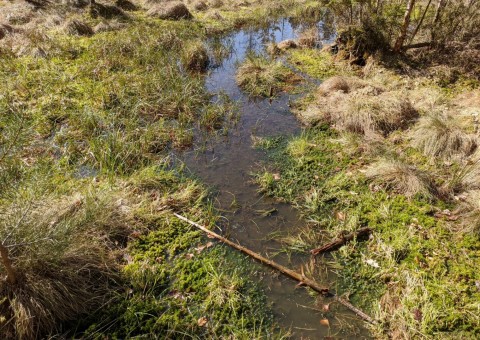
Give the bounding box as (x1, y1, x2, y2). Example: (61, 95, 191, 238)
(181, 18, 370, 339)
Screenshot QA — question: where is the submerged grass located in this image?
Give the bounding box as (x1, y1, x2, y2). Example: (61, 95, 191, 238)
(236, 53, 301, 97)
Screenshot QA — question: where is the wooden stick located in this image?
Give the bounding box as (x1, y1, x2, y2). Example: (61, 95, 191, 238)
(174, 213, 375, 324)
(310, 227, 372, 256)
(174, 213, 328, 294)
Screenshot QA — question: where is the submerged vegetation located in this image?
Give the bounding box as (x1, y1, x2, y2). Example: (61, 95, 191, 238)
(236, 53, 301, 97)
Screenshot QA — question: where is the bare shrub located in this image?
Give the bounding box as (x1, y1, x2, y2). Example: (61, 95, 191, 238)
(410, 114, 477, 161)
(364, 159, 437, 198)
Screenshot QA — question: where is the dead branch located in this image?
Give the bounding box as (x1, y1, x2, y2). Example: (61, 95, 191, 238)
(173, 213, 375, 324)
(403, 42, 432, 50)
(310, 227, 372, 256)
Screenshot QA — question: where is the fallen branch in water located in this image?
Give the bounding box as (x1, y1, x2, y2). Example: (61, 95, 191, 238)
(310, 227, 372, 256)
(174, 213, 328, 294)
(173, 213, 375, 324)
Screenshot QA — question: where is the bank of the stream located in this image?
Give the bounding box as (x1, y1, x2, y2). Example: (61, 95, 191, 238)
(252, 44, 480, 338)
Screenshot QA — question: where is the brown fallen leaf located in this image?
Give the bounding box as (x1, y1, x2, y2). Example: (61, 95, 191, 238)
(273, 173, 281, 180)
(321, 304, 330, 312)
(185, 253, 195, 259)
(197, 316, 208, 327)
(319, 318, 330, 327)
(335, 211, 345, 221)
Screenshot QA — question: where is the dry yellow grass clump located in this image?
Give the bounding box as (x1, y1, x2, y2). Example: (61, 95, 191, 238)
(410, 113, 477, 161)
(364, 159, 437, 198)
(299, 76, 417, 137)
(0, 191, 134, 339)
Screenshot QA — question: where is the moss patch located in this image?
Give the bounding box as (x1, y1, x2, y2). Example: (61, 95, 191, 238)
(255, 126, 480, 338)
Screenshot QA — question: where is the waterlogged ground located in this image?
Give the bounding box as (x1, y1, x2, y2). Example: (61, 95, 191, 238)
(0, 0, 373, 337)
(181, 19, 369, 338)
(9, 1, 477, 338)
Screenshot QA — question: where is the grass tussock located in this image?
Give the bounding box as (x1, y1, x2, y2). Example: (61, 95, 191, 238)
(181, 41, 209, 72)
(147, 2, 193, 20)
(410, 113, 478, 161)
(299, 77, 418, 137)
(63, 19, 94, 36)
(236, 53, 301, 97)
(297, 26, 318, 48)
(0, 190, 132, 338)
(364, 159, 437, 199)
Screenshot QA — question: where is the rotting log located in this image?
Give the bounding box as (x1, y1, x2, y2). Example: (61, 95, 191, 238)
(173, 213, 376, 324)
(310, 227, 372, 256)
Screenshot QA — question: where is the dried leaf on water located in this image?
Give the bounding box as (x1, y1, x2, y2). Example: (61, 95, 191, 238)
(319, 318, 330, 327)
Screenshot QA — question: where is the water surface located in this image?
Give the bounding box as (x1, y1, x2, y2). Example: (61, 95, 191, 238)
(181, 18, 369, 339)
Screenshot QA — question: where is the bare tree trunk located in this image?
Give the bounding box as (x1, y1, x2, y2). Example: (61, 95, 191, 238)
(409, 0, 433, 44)
(0, 243, 17, 285)
(431, 0, 447, 44)
(394, 0, 417, 52)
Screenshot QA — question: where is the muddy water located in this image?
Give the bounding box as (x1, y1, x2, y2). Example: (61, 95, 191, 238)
(181, 19, 369, 339)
